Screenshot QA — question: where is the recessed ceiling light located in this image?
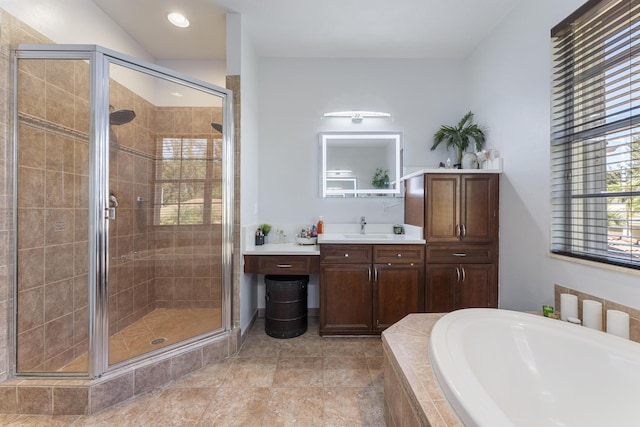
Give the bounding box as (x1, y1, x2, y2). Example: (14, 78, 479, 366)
(168, 12, 190, 28)
(170, 91, 183, 97)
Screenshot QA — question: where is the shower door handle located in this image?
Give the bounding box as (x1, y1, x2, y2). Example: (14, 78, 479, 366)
(106, 194, 119, 220)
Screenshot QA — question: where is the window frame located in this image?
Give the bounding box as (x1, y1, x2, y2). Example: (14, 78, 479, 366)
(153, 135, 223, 226)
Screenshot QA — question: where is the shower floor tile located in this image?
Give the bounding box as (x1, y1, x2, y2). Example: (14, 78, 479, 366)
(60, 307, 222, 372)
(3, 317, 385, 426)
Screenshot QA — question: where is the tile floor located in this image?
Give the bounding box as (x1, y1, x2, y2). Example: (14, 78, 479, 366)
(0, 317, 385, 426)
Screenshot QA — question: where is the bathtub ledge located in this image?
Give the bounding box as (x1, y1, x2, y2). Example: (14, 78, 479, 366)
(382, 313, 462, 427)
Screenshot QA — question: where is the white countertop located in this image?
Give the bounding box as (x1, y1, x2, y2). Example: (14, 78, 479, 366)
(242, 223, 424, 255)
(243, 242, 320, 256)
(401, 168, 502, 181)
(401, 162, 503, 181)
(317, 233, 425, 244)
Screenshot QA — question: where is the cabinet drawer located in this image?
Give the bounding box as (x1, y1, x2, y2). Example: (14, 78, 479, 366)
(320, 245, 372, 264)
(426, 244, 495, 264)
(373, 245, 425, 264)
(244, 255, 319, 274)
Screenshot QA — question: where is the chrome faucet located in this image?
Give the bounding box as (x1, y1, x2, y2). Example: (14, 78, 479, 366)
(360, 216, 367, 234)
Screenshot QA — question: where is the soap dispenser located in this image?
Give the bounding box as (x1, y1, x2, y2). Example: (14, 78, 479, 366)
(317, 216, 324, 234)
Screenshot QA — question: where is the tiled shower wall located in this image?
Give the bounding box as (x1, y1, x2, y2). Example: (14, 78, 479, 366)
(107, 79, 156, 335)
(16, 57, 92, 371)
(149, 106, 223, 313)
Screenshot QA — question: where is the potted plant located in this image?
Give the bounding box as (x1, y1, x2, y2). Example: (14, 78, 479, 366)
(259, 224, 272, 237)
(431, 111, 486, 168)
(372, 168, 390, 189)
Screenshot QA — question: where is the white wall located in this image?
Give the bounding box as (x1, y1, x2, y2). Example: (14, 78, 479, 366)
(228, 13, 261, 331)
(466, 0, 640, 311)
(257, 58, 468, 226)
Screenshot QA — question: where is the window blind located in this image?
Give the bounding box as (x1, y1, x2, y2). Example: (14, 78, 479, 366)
(551, 0, 640, 269)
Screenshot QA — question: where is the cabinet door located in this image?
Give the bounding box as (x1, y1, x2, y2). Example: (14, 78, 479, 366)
(456, 263, 497, 309)
(373, 264, 424, 331)
(319, 264, 372, 334)
(425, 264, 456, 312)
(460, 174, 498, 243)
(426, 175, 460, 243)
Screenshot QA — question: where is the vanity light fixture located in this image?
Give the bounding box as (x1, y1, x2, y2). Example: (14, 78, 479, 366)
(168, 12, 190, 28)
(323, 110, 391, 123)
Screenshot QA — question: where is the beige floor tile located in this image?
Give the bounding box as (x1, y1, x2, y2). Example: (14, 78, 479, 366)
(196, 386, 269, 426)
(222, 357, 278, 388)
(323, 386, 385, 426)
(173, 359, 233, 388)
(6, 317, 387, 426)
(141, 388, 214, 426)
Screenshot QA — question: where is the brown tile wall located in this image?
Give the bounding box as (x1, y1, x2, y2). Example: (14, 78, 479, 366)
(226, 75, 241, 330)
(148, 106, 224, 312)
(554, 284, 640, 342)
(107, 79, 155, 334)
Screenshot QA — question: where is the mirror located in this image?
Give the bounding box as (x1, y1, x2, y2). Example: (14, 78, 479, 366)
(320, 131, 402, 197)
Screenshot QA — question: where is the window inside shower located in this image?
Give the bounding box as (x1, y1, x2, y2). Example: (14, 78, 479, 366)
(14, 46, 232, 377)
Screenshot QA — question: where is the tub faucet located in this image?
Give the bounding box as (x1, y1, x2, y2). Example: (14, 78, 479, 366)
(360, 216, 367, 234)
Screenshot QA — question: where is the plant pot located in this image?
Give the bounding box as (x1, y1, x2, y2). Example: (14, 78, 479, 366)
(461, 152, 479, 169)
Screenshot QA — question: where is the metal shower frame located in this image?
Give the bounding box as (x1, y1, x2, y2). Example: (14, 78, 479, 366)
(12, 44, 234, 379)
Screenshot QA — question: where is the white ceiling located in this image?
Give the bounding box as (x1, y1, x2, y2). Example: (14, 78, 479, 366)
(92, 0, 523, 61)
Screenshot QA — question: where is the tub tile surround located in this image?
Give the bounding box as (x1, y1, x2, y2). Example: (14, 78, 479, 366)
(554, 284, 640, 342)
(382, 313, 461, 427)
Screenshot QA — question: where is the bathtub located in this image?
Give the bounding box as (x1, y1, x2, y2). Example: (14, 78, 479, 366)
(428, 308, 640, 427)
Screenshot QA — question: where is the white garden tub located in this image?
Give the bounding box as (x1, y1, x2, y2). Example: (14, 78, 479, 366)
(429, 308, 640, 427)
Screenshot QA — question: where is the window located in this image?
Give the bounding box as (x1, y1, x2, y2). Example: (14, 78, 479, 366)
(551, 0, 640, 268)
(154, 136, 222, 225)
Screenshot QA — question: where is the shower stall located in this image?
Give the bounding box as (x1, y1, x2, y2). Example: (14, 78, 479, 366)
(12, 44, 233, 378)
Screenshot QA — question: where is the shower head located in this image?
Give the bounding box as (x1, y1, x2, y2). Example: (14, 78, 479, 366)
(109, 105, 136, 125)
(211, 122, 223, 133)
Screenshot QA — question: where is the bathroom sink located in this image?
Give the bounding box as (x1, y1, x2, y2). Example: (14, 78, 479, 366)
(343, 234, 391, 239)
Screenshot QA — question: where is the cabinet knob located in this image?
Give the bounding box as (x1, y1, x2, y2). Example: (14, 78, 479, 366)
(397, 253, 402, 258)
(344, 253, 349, 258)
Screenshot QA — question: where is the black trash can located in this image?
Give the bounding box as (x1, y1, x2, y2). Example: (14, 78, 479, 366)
(265, 275, 308, 339)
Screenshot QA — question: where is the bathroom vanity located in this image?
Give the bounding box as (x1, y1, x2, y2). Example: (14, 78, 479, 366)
(316, 231, 425, 336)
(318, 243, 425, 336)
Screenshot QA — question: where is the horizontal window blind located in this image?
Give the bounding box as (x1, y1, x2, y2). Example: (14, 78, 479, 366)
(551, 0, 640, 269)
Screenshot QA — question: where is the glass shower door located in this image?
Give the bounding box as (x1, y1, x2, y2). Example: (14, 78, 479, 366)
(106, 61, 225, 367)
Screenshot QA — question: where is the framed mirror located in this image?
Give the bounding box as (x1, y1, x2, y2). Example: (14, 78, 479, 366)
(320, 131, 402, 197)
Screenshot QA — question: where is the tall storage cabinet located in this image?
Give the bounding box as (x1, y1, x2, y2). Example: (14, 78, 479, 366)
(405, 172, 499, 312)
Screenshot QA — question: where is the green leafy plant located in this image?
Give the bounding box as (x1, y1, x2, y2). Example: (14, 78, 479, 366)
(431, 111, 486, 166)
(372, 168, 390, 189)
(259, 223, 272, 236)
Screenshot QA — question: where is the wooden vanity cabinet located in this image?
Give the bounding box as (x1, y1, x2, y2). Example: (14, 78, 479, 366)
(405, 172, 499, 312)
(319, 244, 424, 336)
(426, 262, 497, 312)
